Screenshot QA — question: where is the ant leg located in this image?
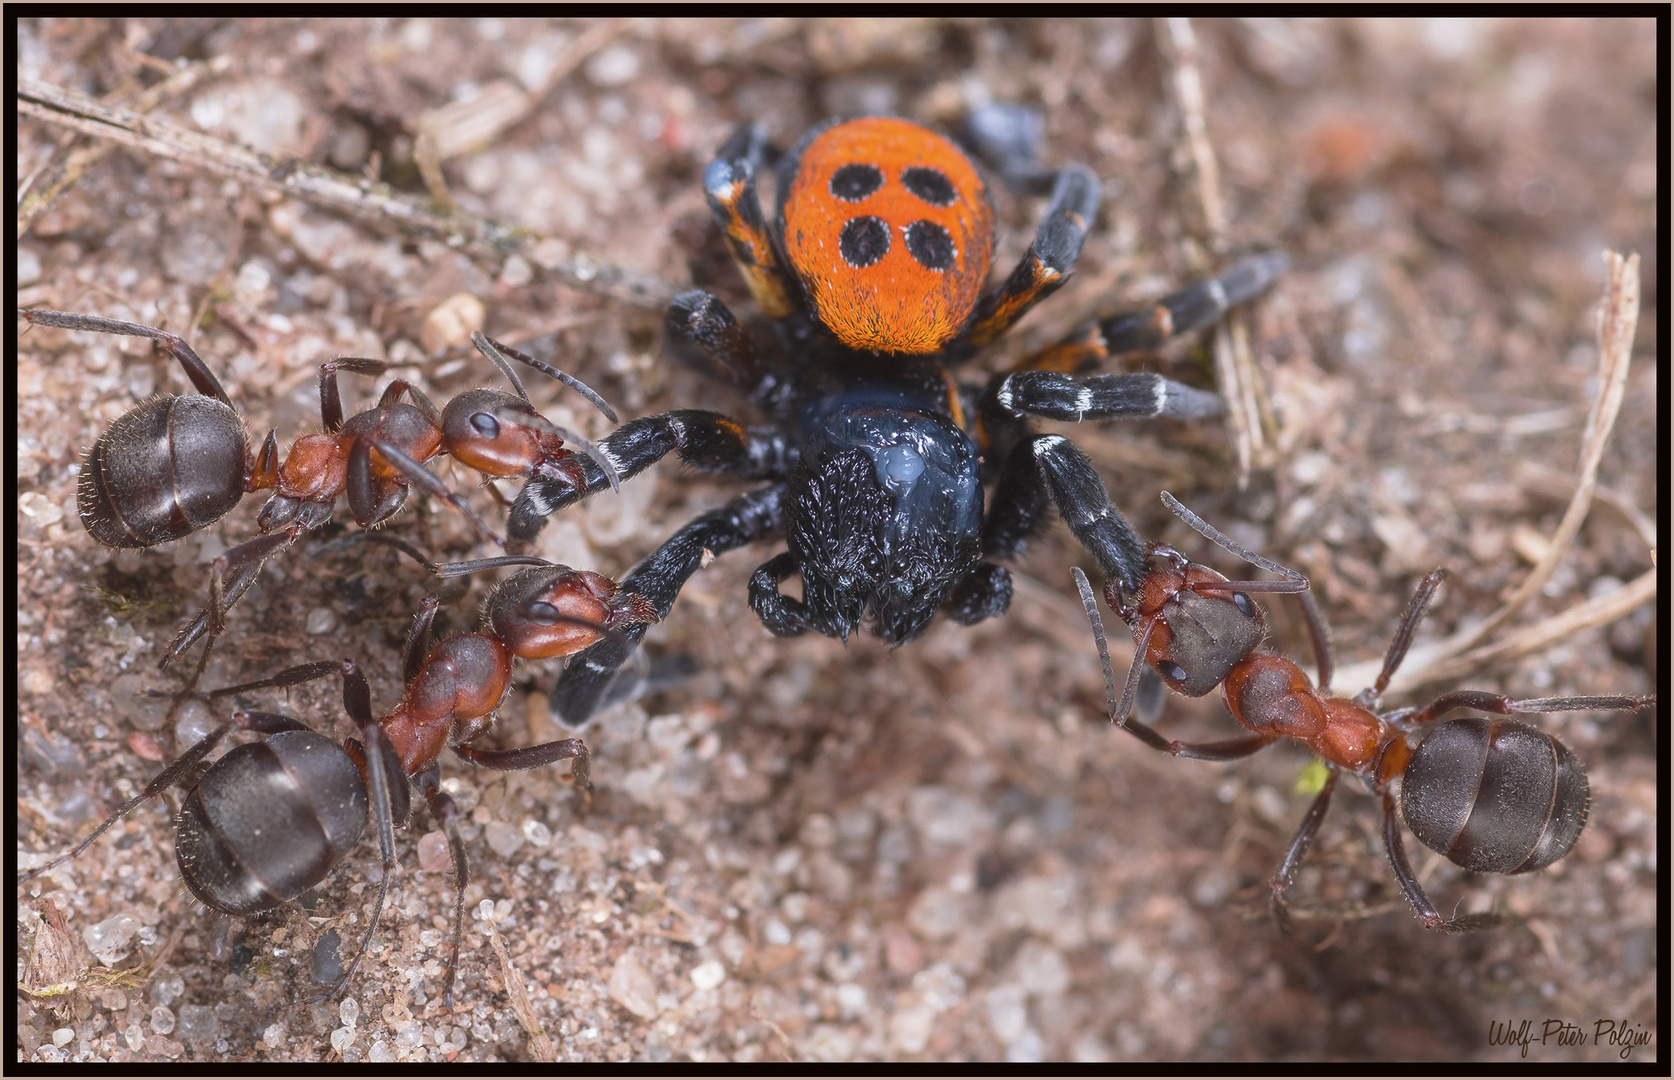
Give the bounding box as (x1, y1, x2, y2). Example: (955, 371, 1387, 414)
(162, 528, 301, 670)
(452, 738, 592, 809)
(412, 764, 467, 1006)
(402, 596, 443, 687)
(704, 123, 798, 319)
(20, 309, 232, 404)
(317, 357, 389, 432)
(366, 438, 505, 547)
(19, 706, 314, 884)
(509, 411, 793, 547)
(1381, 791, 1501, 932)
(1352, 568, 1451, 706)
(472, 333, 617, 422)
(1269, 767, 1339, 940)
(553, 484, 788, 726)
(964, 164, 1101, 351)
(1398, 690, 1656, 729)
(985, 434, 1149, 592)
(333, 660, 407, 998)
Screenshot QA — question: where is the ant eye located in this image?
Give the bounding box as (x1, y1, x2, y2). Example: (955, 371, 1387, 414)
(1233, 593, 1255, 617)
(471, 412, 501, 439)
(1159, 661, 1188, 684)
(527, 600, 559, 624)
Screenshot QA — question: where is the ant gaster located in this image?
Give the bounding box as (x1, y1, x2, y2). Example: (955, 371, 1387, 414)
(1075, 492, 1654, 935)
(19, 308, 621, 679)
(20, 558, 656, 1003)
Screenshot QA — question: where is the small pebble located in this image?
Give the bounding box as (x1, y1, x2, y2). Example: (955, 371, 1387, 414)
(177, 1004, 218, 1042)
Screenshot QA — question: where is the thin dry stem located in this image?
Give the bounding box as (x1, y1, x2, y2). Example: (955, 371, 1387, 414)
(1474, 251, 1640, 638)
(485, 913, 555, 1062)
(17, 76, 680, 310)
(1331, 251, 1647, 697)
(18, 57, 226, 239)
(1157, 18, 1273, 482)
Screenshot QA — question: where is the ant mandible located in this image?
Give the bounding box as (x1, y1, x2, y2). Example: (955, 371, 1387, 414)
(19, 554, 656, 1004)
(19, 308, 621, 682)
(480, 108, 1287, 725)
(1074, 492, 1654, 935)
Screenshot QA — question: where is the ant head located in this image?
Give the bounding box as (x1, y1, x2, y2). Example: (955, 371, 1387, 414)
(1110, 561, 1268, 698)
(486, 566, 657, 660)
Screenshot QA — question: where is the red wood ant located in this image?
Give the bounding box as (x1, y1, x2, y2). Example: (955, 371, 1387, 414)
(19, 557, 657, 1004)
(18, 307, 622, 682)
(1073, 492, 1654, 936)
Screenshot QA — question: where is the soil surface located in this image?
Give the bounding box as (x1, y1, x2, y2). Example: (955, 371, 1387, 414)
(16, 17, 1659, 1064)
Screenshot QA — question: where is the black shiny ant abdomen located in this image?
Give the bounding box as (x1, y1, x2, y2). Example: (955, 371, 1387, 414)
(174, 726, 405, 917)
(80, 393, 252, 549)
(1400, 716, 1589, 876)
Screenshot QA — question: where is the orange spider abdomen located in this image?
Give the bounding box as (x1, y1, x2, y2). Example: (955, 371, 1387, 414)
(779, 117, 995, 355)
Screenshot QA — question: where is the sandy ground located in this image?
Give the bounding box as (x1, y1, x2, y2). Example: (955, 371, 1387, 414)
(16, 17, 1660, 1063)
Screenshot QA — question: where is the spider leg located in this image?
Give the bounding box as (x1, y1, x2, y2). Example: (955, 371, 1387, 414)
(1010, 251, 1289, 373)
(665, 289, 793, 412)
(981, 433, 1149, 594)
(963, 164, 1101, 351)
(507, 410, 795, 546)
(704, 123, 798, 319)
(550, 485, 788, 727)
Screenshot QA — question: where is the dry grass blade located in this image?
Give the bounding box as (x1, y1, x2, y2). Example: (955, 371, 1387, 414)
(1334, 250, 1648, 695)
(1405, 566, 1656, 688)
(18, 57, 225, 238)
(484, 911, 556, 1062)
(16, 76, 680, 310)
(1157, 17, 1273, 483)
(1473, 250, 1641, 638)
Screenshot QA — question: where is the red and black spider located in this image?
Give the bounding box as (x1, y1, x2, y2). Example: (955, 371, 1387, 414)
(505, 108, 1287, 725)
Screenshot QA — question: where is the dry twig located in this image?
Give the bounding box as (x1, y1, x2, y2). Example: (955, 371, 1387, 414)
(483, 909, 556, 1062)
(1156, 18, 1273, 483)
(1333, 251, 1650, 695)
(17, 75, 680, 310)
(18, 57, 227, 239)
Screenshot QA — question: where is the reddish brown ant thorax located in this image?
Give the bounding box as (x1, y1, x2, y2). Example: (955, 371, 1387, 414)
(1221, 653, 1326, 738)
(276, 433, 351, 502)
(1316, 698, 1388, 772)
(383, 635, 514, 773)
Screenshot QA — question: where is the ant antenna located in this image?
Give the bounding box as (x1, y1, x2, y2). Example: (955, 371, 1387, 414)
(1072, 566, 1148, 725)
(472, 332, 619, 423)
